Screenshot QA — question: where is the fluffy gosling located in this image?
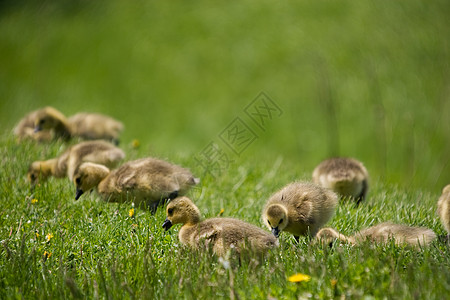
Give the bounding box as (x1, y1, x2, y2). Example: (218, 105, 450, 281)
(14, 108, 54, 142)
(73, 158, 199, 212)
(437, 184, 450, 239)
(34, 106, 72, 140)
(33, 107, 123, 144)
(27, 140, 125, 185)
(162, 197, 278, 256)
(316, 222, 436, 247)
(312, 157, 369, 204)
(262, 182, 338, 241)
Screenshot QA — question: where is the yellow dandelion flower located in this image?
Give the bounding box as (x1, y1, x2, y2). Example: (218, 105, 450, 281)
(288, 273, 311, 283)
(43, 251, 52, 259)
(132, 139, 140, 149)
(31, 198, 38, 204)
(331, 279, 338, 287)
(46, 233, 54, 242)
(129, 208, 135, 217)
(35, 232, 40, 238)
(218, 208, 225, 216)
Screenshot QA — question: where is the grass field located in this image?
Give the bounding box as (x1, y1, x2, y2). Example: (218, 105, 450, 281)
(1, 0, 449, 299)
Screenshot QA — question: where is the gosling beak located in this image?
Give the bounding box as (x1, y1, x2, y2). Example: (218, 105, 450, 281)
(34, 126, 42, 133)
(75, 188, 84, 200)
(162, 218, 173, 231)
(271, 227, 280, 238)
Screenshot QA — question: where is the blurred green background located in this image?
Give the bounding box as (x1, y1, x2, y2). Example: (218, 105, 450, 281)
(1, 0, 449, 192)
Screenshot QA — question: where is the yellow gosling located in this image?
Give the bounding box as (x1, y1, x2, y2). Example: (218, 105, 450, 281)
(162, 197, 278, 256)
(73, 158, 199, 212)
(316, 222, 436, 247)
(27, 140, 125, 185)
(312, 157, 369, 204)
(33, 107, 123, 144)
(262, 181, 338, 242)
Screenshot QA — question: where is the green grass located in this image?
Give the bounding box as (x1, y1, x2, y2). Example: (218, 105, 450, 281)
(0, 137, 449, 299)
(1, 0, 449, 299)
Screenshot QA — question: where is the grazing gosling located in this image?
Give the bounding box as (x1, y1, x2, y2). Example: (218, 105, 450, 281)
(262, 182, 338, 241)
(27, 140, 125, 185)
(312, 157, 369, 204)
(73, 158, 199, 211)
(34, 106, 71, 140)
(437, 184, 450, 239)
(14, 108, 54, 142)
(316, 222, 436, 247)
(162, 197, 278, 256)
(34, 108, 123, 144)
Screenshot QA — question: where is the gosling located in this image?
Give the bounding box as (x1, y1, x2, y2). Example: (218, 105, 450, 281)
(14, 108, 54, 142)
(437, 184, 450, 239)
(316, 222, 436, 247)
(73, 158, 199, 212)
(312, 157, 369, 204)
(262, 181, 338, 242)
(27, 140, 125, 185)
(34, 107, 123, 144)
(162, 197, 278, 256)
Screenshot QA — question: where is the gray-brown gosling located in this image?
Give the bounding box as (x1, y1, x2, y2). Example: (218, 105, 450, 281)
(316, 222, 436, 248)
(312, 157, 369, 204)
(162, 197, 279, 256)
(27, 140, 125, 186)
(33, 106, 72, 140)
(437, 184, 450, 239)
(73, 158, 199, 212)
(262, 181, 338, 242)
(34, 107, 123, 144)
(14, 108, 54, 142)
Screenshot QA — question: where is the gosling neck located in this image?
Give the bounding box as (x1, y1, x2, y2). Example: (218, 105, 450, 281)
(93, 167, 112, 192)
(184, 205, 202, 226)
(43, 158, 59, 177)
(54, 120, 72, 140)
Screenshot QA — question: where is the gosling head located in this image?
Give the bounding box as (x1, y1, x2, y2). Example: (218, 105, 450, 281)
(263, 204, 288, 238)
(34, 107, 66, 132)
(315, 228, 343, 247)
(443, 184, 450, 195)
(27, 161, 50, 186)
(162, 197, 201, 231)
(73, 162, 109, 200)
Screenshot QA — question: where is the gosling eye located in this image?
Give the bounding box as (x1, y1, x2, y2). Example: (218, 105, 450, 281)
(279, 218, 283, 224)
(39, 119, 45, 125)
(168, 208, 174, 216)
(30, 174, 36, 180)
(267, 220, 271, 226)
(75, 177, 81, 185)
